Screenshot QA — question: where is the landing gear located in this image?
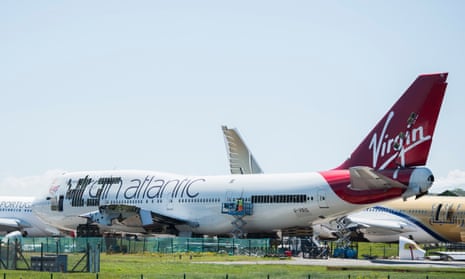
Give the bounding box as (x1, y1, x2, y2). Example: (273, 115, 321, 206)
(230, 217, 247, 238)
(76, 224, 101, 237)
(301, 237, 329, 259)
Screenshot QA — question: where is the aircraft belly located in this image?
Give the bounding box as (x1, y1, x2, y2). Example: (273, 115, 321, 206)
(361, 224, 438, 244)
(431, 224, 464, 243)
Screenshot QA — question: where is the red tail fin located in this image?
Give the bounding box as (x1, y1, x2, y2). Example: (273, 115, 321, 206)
(337, 73, 448, 170)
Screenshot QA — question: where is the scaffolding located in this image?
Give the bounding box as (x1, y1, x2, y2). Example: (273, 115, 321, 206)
(221, 199, 253, 238)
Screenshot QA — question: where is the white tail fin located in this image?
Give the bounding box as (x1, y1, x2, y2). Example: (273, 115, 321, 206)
(399, 236, 425, 260)
(222, 125, 263, 175)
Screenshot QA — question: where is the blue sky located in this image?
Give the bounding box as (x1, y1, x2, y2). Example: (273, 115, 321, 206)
(1, 1, 464, 196)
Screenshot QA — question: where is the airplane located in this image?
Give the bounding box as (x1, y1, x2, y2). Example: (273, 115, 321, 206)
(313, 195, 465, 243)
(32, 73, 448, 238)
(0, 196, 60, 237)
(223, 120, 465, 244)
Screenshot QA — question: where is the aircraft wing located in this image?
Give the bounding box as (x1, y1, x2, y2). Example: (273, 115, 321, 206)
(80, 204, 197, 233)
(345, 215, 413, 234)
(0, 218, 32, 232)
(431, 251, 465, 261)
(222, 125, 263, 174)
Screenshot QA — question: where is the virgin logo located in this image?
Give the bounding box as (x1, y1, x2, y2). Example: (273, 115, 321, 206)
(49, 185, 60, 195)
(369, 111, 431, 170)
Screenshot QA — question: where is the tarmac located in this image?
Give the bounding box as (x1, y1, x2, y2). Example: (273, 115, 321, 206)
(198, 257, 465, 269)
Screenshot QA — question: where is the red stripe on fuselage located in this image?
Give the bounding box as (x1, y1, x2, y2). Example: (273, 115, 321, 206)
(319, 170, 404, 204)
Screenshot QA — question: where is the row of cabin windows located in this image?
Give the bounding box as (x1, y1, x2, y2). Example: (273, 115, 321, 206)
(370, 208, 430, 215)
(51, 193, 311, 211)
(0, 208, 31, 212)
(251, 194, 308, 204)
(52, 197, 224, 210)
(369, 207, 465, 218)
(178, 198, 221, 203)
(108, 198, 222, 204)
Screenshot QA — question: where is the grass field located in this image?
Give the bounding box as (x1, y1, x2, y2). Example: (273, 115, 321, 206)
(2, 252, 465, 279)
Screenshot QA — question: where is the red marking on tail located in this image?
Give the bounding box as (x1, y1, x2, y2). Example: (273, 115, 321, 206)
(320, 170, 405, 204)
(337, 73, 448, 170)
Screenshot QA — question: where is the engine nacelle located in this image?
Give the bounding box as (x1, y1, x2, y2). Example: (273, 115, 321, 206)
(401, 167, 434, 200)
(1, 231, 23, 244)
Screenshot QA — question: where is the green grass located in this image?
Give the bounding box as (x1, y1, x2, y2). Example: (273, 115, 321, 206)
(353, 242, 399, 259)
(3, 252, 465, 279)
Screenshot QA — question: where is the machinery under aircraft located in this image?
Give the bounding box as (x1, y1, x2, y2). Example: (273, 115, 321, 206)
(0, 196, 60, 237)
(32, 73, 448, 237)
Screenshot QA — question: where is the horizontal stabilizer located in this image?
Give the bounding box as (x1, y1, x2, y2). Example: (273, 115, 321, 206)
(348, 166, 407, 191)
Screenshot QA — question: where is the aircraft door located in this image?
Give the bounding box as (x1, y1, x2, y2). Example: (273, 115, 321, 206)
(223, 190, 243, 213)
(433, 203, 443, 222)
(445, 203, 455, 222)
(166, 192, 174, 211)
(58, 195, 64, 212)
(318, 190, 329, 208)
(50, 194, 64, 212)
(225, 190, 242, 203)
(225, 191, 234, 203)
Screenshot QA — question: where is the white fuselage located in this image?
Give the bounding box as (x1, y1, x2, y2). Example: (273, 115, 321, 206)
(0, 196, 60, 237)
(33, 170, 368, 236)
(349, 207, 438, 243)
